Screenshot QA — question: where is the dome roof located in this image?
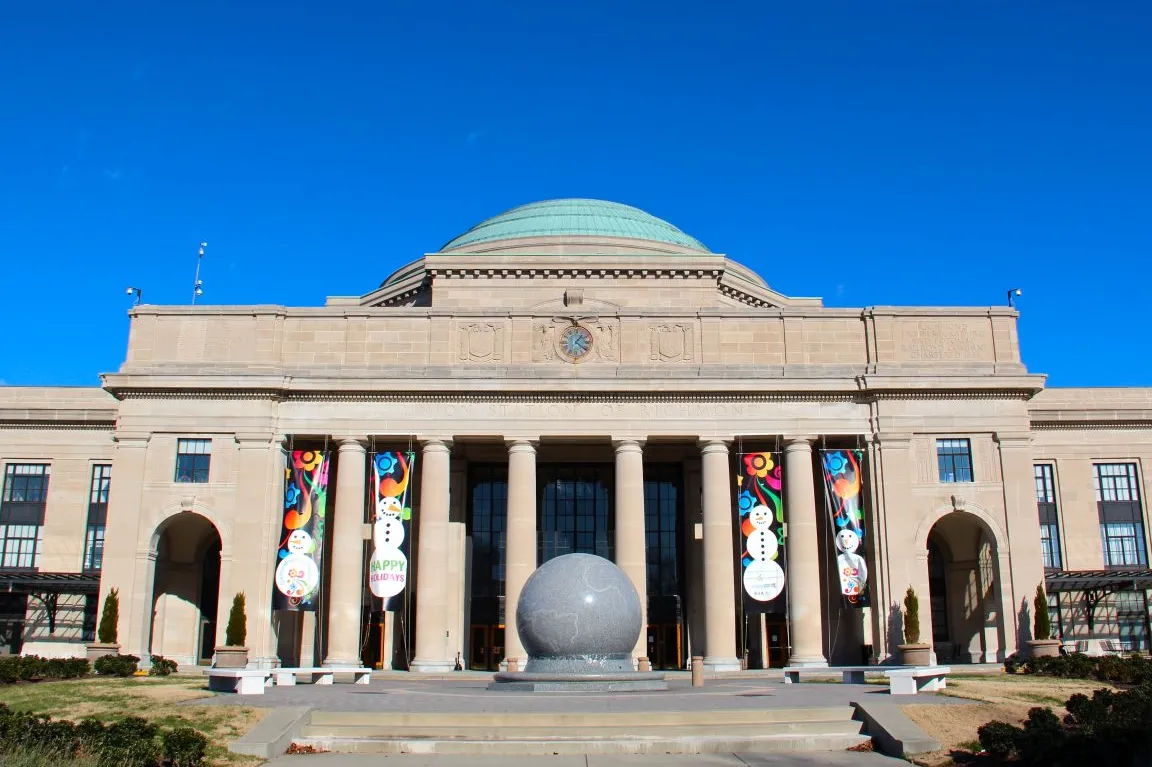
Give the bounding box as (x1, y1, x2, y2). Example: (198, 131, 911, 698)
(440, 198, 709, 253)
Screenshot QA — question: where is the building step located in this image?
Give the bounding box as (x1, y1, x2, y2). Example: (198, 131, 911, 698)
(295, 706, 869, 755)
(302, 720, 865, 740)
(306, 705, 855, 728)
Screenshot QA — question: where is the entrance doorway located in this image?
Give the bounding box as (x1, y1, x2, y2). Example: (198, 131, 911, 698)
(926, 512, 1004, 663)
(150, 513, 222, 665)
(469, 624, 504, 671)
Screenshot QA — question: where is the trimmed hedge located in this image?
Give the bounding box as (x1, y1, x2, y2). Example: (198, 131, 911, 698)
(1004, 651, 1152, 685)
(0, 704, 206, 767)
(148, 655, 178, 677)
(93, 654, 139, 677)
(0, 657, 90, 684)
(977, 681, 1152, 765)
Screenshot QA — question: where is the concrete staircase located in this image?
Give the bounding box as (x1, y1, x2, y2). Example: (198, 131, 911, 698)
(293, 706, 871, 755)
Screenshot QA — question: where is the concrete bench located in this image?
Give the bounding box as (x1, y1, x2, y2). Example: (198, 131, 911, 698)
(884, 666, 951, 695)
(271, 667, 372, 686)
(783, 666, 877, 684)
(206, 669, 273, 695)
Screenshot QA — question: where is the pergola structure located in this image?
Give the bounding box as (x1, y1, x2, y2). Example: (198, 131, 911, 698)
(1, 572, 100, 636)
(1045, 569, 1152, 640)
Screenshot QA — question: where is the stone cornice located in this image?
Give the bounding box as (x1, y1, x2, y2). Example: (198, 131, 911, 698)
(1030, 420, 1152, 431)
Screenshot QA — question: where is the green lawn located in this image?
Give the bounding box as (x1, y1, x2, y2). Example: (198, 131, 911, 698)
(1, 675, 266, 766)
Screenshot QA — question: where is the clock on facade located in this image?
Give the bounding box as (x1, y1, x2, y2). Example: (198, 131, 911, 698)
(559, 325, 594, 360)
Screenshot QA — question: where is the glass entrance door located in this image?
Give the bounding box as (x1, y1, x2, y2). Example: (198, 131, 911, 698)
(469, 624, 504, 671)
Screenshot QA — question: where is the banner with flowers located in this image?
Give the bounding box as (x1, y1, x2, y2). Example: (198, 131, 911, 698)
(736, 452, 787, 613)
(273, 450, 330, 611)
(821, 449, 869, 608)
(368, 451, 416, 611)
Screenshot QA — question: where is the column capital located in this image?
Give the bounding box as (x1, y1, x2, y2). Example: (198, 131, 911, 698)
(993, 431, 1033, 446)
(782, 436, 815, 452)
(235, 432, 278, 449)
(505, 437, 539, 453)
(612, 437, 645, 453)
(333, 436, 368, 453)
(113, 433, 152, 447)
(697, 438, 730, 454)
(420, 437, 453, 452)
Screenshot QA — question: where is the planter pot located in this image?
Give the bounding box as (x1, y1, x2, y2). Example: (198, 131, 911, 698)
(86, 643, 120, 663)
(1028, 639, 1062, 659)
(213, 646, 249, 669)
(898, 643, 932, 666)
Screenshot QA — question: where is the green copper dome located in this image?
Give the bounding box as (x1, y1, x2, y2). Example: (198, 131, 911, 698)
(440, 198, 709, 252)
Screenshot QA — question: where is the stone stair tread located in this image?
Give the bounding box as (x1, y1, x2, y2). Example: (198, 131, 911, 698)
(302, 721, 864, 739)
(307, 706, 855, 727)
(292, 733, 871, 755)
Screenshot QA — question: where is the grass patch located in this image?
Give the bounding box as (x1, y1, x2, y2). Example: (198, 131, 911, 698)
(1, 676, 265, 767)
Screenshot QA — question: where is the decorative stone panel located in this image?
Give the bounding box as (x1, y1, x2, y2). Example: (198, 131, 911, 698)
(897, 320, 990, 362)
(457, 322, 505, 362)
(649, 324, 694, 362)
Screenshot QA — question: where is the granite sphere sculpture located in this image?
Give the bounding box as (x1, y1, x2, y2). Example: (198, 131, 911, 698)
(516, 553, 642, 673)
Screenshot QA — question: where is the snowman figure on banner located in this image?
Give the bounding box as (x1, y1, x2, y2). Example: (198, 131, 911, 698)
(835, 528, 868, 600)
(742, 503, 786, 602)
(275, 528, 320, 607)
(370, 493, 409, 600)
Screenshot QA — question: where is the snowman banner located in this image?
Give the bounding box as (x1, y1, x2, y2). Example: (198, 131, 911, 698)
(820, 449, 869, 608)
(368, 451, 416, 610)
(736, 452, 787, 612)
(273, 450, 330, 611)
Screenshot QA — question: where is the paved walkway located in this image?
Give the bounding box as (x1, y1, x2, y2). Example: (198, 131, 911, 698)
(265, 753, 902, 765)
(193, 671, 967, 713)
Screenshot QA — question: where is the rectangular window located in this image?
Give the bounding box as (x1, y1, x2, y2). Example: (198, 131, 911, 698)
(936, 439, 973, 483)
(175, 439, 212, 483)
(83, 525, 105, 571)
(0, 524, 43, 569)
(1095, 463, 1147, 568)
(0, 465, 49, 570)
(84, 465, 110, 572)
(2, 464, 51, 503)
(1113, 592, 1149, 652)
(1035, 464, 1062, 570)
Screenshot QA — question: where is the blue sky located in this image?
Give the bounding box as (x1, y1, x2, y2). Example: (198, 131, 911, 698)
(2, 1, 1149, 386)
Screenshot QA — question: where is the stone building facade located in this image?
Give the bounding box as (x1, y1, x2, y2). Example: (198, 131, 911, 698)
(1, 199, 1149, 669)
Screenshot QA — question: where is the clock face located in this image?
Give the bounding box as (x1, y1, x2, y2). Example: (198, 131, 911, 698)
(560, 325, 593, 360)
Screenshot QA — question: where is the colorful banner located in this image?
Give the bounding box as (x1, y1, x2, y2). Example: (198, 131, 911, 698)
(368, 451, 416, 611)
(273, 450, 330, 611)
(737, 452, 787, 612)
(821, 449, 869, 608)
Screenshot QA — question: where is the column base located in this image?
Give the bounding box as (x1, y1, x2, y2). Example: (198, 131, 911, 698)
(703, 656, 742, 672)
(322, 658, 362, 669)
(409, 659, 455, 673)
(787, 655, 829, 668)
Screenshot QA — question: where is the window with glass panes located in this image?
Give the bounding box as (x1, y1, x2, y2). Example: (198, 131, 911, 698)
(539, 464, 614, 563)
(175, 439, 212, 483)
(1095, 463, 1147, 568)
(1, 465, 49, 570)
(936, 439, 973, 483)
(1034, 464, 1062, 569)
(1112, 592, 1149, 651)
(643, 465, 681, 598)
(84, 465, 110, 571)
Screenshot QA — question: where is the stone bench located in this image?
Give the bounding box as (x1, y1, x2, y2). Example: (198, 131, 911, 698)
(272, 667, 372, 686)
(885, 666, 950, 695)
(206, 669, 274, 695)
(783, 665, 878, 684)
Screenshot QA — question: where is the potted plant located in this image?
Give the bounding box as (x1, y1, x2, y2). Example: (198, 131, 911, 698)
(1027, 583, 1061, 658)
(898, 586, 932, 666)
(213, 592, 249, 668)
(87, 588, 121, 662)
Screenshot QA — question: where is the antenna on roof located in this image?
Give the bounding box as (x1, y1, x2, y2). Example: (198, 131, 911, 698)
(192, 241, 207, 304)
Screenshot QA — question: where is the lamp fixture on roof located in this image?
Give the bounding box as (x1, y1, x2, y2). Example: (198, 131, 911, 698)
(1007, 288, 1022, 308)
(126, 286, 142, 306)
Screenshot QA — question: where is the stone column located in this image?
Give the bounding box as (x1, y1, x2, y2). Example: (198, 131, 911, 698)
(614, 438, 648, 662)
(503, 439, 538, 667)
(324, 438, 367, 667)
(700, 439, 740, 671)
(411, 438, 454, 672)
(784, 438, 828, 667)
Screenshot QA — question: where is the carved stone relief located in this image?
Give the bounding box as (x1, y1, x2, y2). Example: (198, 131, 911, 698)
(649, 324, 694, 362)
(899, 322, 988, 361)
(531, 318, 619, 363)
(980, 440, 1002, 483)
(457, 322, 504, 362)
(914, 438, 933, 484)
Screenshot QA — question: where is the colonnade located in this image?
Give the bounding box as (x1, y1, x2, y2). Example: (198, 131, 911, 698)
(319, 436, 830, 671)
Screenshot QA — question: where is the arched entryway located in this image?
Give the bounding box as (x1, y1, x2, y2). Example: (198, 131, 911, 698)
(924, 510, 1006, 663)
(149, 513, 222, 666)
